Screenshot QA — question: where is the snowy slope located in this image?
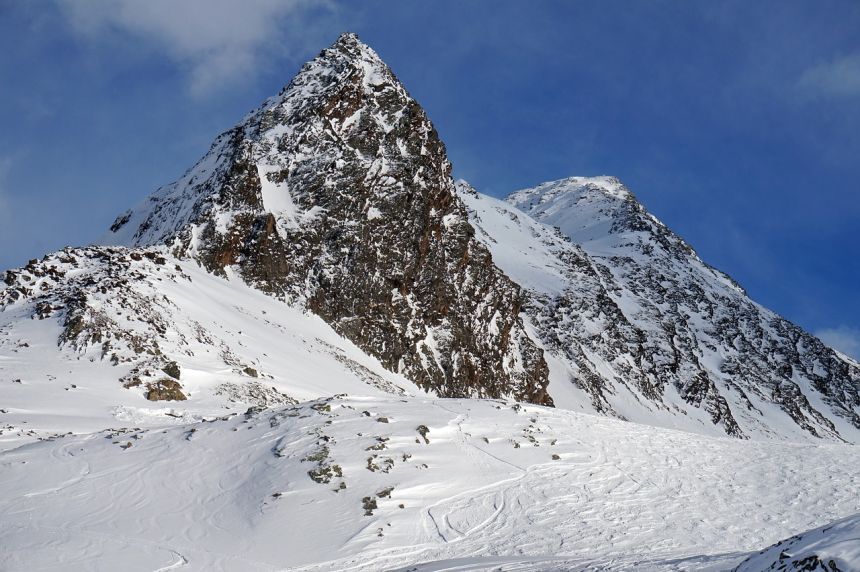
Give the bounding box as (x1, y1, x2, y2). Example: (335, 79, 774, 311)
(455, 179, 860, 442)
(457, 182, 739, 436)
(0, 247, 420, 451)
(734, 514, 860, 571)
(3, 396, 860, 571)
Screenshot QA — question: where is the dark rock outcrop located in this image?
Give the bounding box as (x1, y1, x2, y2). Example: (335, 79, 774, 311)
(104, 33, 550, 404)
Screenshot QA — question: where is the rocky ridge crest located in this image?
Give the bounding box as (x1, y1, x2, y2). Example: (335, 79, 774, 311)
(103, 33, 550, 404)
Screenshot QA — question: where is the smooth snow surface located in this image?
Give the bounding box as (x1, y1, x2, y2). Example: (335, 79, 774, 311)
(2, 396, 860, 571)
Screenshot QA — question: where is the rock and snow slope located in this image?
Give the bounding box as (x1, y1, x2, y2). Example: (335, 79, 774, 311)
(101, 32, 549, 405)
(3, 396, 860, 571)
(458, 179, 860, 442)
(0, 247, 420, 450)
(734, 514, 860, 572)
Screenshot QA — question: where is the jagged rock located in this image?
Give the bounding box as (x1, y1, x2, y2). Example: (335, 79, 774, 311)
(102, 33, 550, 405)
(162, 361, 181, 380)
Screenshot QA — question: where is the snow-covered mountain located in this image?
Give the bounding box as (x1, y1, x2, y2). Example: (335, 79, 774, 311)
(4, 32, 854, 445)
(3, 31, 860, 571)
(458, 178, 860, 442)
(102, 32, 549, 406)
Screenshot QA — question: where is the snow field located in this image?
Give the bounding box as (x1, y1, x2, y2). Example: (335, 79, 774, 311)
(2, 396, 859, 571)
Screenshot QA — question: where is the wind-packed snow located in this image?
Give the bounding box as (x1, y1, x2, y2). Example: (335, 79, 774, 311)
(2, 395, 860, 571)
(257, 163, 299, 231)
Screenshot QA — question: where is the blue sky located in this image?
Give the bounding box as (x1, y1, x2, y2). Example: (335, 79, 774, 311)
(1, 1, 858, 357)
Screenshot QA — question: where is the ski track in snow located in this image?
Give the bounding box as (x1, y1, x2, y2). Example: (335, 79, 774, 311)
(322, 401, 860, 571)
(7, 396, 842, 571)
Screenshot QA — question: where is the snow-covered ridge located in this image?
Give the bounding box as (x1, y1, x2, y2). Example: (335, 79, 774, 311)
(457, 179, 860, 442)
(508, 175, 631, 208)
(0, 246, 419, 448)
(511, 176, 753, 301)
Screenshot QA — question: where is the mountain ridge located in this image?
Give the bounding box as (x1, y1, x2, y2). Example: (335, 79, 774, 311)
(3, 32, 859, 445)
(458, 177, 860, 442)
(102, 31, 551, 405)
(475, 175, 860, 440)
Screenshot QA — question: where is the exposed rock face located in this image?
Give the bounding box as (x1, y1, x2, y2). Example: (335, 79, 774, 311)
(104, 33, 550, 404)
(462, 176, 860, 440)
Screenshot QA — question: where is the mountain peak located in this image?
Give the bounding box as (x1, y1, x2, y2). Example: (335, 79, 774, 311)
(104, 32, 413, 249)
(506, 176, 652, 250)
(329, 31, 376, 59)
(259, 31, 406, 128)
(99, 33, 550, 406)
(334, 31, 362, 45)
(308, 31, 389, 82)
(507, 174, 748, 293)
(507, 176, 631, 211)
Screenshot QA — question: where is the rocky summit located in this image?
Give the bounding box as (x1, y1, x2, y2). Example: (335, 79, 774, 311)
(103, 33, 550, 405)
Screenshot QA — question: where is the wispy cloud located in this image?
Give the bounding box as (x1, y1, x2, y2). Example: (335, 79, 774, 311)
(56, 0, 336, 95)
(797, 53, 860, 99)
(815, 325, 860, 361)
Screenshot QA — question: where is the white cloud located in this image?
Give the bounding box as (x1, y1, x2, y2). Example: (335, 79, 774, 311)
(798, 53, 860, 99)
(56, 0, 335, 95)
(815, 325, 860, 361)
